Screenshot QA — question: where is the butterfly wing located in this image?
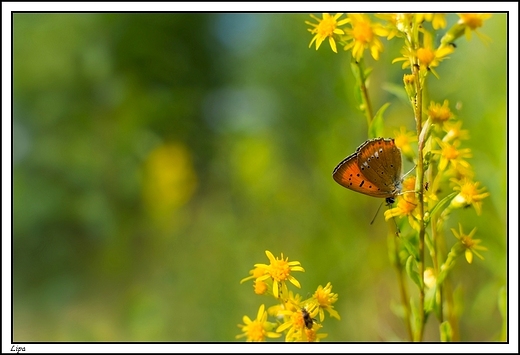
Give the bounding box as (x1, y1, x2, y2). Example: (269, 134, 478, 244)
(332, 151, 392, 198)
(356, 138, 402, 197)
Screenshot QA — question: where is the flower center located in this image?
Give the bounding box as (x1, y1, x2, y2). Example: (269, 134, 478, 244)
(442, 145, 459, 160)
(317, 16, 337, 37)
(352, 21, 373, 43)
(417, 47, 435, 66)
(247, 321, 265, 341)
(460, 14, 483, 29)
(270, 259, 290, 282)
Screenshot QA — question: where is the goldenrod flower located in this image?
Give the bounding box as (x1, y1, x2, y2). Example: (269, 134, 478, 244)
(385, 177, 420, 229)
(394, 127, 417, 161)
(312, 282, 340, 321)
(416, 13, 447, 29)
(457, 13, 492, 42)
(240, 265, 266, 284)
(441, 13, 492, 45)
(236, 304, 282, 341)
(343, 13, 388, 61)
(374, 13, 411, 39)
(432, 138, 472, 175)
(277, 304, 321, 342)
(267, 291, 302, 319)
(255, 250, 304, 298)
(417, 32, 454, 78)
(450, 178, 490, 215)
(443, 120, 470, 143)
(303, 327, 328, 342)
(428, 100, 454, 125)
(253, 279, 268, 295)
(451, 224, 487, 264)
(306, 13, 349, 53)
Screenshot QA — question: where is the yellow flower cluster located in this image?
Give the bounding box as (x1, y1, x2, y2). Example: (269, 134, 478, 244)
(237, 250, 340, 342)
(306, 13, 490, 75)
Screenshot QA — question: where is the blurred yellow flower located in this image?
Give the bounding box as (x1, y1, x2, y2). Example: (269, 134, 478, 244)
(394, 127, 417, 161)
(457, 13, 492, 41)
(443, 120, 470, 143)
(142, 143, 197, 220)
(432, 138, 472, 175)
(451, 224, 487, 264)
(450, 178, 490, 215)
(428, 100, 454, 125)
(416, 13, 447, 29)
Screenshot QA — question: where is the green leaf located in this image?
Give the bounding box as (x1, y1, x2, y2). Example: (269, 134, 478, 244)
(381, 82, 408, 103)
(419, 118, 432, 147)
(400, 234, 420, 261)
(424, 284, 437, 315)
(440, 321, 453, 342)
(350, 60, 362, 83)
(405, 255, 422, 288)
(353, 84, 363, 110)
(498, 286, 507, 341)
(364, 67, 373, 80)
(368, 102, 391, 139)
(430, 191, 458, 218)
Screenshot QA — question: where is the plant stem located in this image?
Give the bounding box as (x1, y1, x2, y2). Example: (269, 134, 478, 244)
(353, 60, 374, 127)
(393, 235, 414, 340)
(413, 64, 426, 342)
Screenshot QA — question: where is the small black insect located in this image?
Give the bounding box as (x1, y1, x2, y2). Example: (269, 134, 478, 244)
(301, 308, 316, 330)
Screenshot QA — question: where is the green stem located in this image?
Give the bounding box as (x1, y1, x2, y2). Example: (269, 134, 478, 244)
(352, 60, 374, 127)
(393, 234, 414, 340)
(431, 217, 443, 323)
(413, 64, 426, 342)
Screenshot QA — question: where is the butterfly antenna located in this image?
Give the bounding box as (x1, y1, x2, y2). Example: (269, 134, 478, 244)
(370, 201, 384, 225)
(402, 164, 417, 179)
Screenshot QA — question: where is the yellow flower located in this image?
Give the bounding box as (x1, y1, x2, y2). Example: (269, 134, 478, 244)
(450, 178, 490, 215)
(312, 282, 340, 321)
(236, 304, 282, 341)
(255, 250, 304, 298)
(432, 138, 472, 175)
(416, 32, 454, 78)
(303, 327, 328, 342)
(442, 120, 470, 143)
(374, 13, 410, 39)
(428, 100, 454, 125)
(276, 304, 321, 342)
(441, 13, 492, 46)
(457, 13, 492, 42)
(343, 13, 388, 61)
(267, 291, 302, 319)
(393, 31, 453, 78)
(240, 265, 266, 284)
(451, 224, 487, 264)
(416, 13, 447, 29)
(306, 13, 349, 53)
(240, 265, 270, 295)
(394, 127, 417, 161)
(385, 177, 421, 230)
(253, 279, 268, 295)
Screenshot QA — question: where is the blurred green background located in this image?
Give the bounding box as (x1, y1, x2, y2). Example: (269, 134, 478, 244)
(13, 13, 507, 341)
